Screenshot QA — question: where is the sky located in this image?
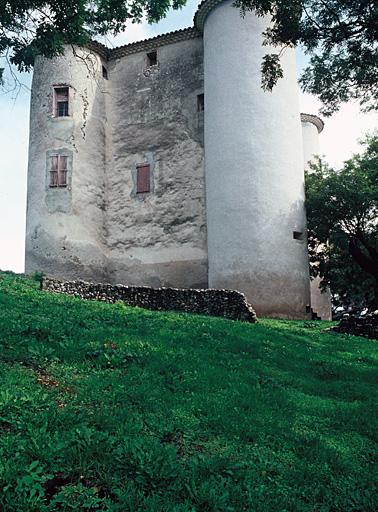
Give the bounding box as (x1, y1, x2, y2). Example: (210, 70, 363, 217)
(0, 0, 376, 273)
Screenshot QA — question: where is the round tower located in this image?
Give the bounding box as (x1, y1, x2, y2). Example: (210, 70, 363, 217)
(300, 113, 332, 320)
(300, 113, 324, 171)
(195, 0, 310, 318)
(25, 44, 108, 281)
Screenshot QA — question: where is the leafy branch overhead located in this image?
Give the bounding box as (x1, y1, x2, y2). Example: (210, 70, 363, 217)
(235, 0, 378, 115)
(0, 0, 186, 71)
(0, 1, 377, 114)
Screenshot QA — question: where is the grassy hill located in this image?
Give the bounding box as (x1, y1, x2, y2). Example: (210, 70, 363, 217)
(0, 271, 377, 511)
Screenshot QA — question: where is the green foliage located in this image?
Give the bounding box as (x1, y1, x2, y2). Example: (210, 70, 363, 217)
(0, 0, 186, 72)
(0, 271, 377, 511)
(1, 1, 377, 114)
(234, 0, 378, 114)
(305, 133, 378, 308)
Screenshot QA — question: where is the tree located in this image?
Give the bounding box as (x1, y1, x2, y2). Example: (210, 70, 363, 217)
(305, 133, 378, 309)
(0, 0, 186, 84)
(235, 0, 378, 115)
(1, 5, 376, 178)
(1, 1, 377, 114)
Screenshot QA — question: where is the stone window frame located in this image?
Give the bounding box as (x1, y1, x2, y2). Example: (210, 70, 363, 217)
(52, 84, 72, 118)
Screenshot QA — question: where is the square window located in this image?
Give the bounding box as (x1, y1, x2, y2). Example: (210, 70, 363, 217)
(146, 51, 157, 67)
(54, 87, 69, 117)
(136, 164, 150, 194)
(50, 155, 68, 187)
(293, 231, 304, 241)
(197, 93, 204, 112)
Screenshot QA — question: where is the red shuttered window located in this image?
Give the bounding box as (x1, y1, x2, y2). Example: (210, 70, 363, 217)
(136, 164, 150, 194)
(50, 155, 68, 187)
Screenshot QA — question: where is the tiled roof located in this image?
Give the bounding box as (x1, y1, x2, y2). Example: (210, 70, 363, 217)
(194, 0, 224, 32)
(85, 0, 225, 59)
(88, 27, 201, 61)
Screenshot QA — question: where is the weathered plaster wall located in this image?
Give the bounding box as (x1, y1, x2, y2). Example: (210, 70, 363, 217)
(105, 37, 207, 289)
(25, 47, 108, 281)
(301, 117, 332, 320)
(203, 0, 311, 318)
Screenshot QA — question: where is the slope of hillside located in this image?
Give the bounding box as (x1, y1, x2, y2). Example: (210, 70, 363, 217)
(0, 271, 377, 511)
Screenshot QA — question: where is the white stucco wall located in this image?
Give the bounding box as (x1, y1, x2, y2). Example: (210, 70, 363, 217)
(302, 121, 321, 171)
(25, 47, 108, 280)
(203, 0, 311, 318)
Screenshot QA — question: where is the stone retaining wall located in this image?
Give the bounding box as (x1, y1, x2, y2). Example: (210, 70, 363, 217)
(41, 277, 257, 323)
(332, 312, 378, 340)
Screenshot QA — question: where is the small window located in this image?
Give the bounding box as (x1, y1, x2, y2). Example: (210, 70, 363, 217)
(50, 155, 68, 187)
(293, 231, 304, 241)
(54, 87, 69, 117)
(146, 51, 157, 67)
(136, 164, 150, 194)
(197, 93, 204, 112)
(102, 66, 108, 79)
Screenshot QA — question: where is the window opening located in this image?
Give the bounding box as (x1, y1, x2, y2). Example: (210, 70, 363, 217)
(293, 231, 304, 241)
(146, 51, 157, 67)
(197, 93, 204, 112)
(50, 155, 68, 187)
(54, 87, 69, 117)
(102, 66, 108, 79)
(136, 164, 151, 194)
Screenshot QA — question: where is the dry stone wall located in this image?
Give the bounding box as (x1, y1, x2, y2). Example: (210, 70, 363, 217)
(332, 312, 378, 340)
(41, 277, 257, 323)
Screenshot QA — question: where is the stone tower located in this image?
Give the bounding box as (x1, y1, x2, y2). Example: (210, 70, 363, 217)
(300, 113, 332, 320)
(196, 0, 310, 318)
(25, 0, 317, 319)
(25, 47, 108, 281)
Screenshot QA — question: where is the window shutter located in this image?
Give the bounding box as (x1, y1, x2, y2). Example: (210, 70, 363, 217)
(137, 164, 150, 193)
(50, 155, 68, 187)
(58, 156, 68, 186)
(50, 156, 59, 186)
(51, 156, 59, 170)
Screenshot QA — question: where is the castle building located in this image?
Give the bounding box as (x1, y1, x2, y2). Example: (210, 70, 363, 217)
(25, 0, 330, 319)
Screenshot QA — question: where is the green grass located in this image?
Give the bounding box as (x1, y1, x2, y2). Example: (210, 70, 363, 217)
(0, 271, 377, 511)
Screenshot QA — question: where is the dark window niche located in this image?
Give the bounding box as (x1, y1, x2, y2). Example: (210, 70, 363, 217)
(197, 93, 204, 112)
(146, 50, 157, 67)
(102, 66, 108, 79)
(293, 231, 305, 241)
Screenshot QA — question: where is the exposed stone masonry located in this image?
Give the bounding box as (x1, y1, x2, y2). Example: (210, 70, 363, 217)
(41, 277, 257, 323)
(332, 312, 378, 340)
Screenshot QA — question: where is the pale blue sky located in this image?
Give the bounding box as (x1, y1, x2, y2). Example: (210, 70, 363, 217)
(0, 0, 376, 272)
